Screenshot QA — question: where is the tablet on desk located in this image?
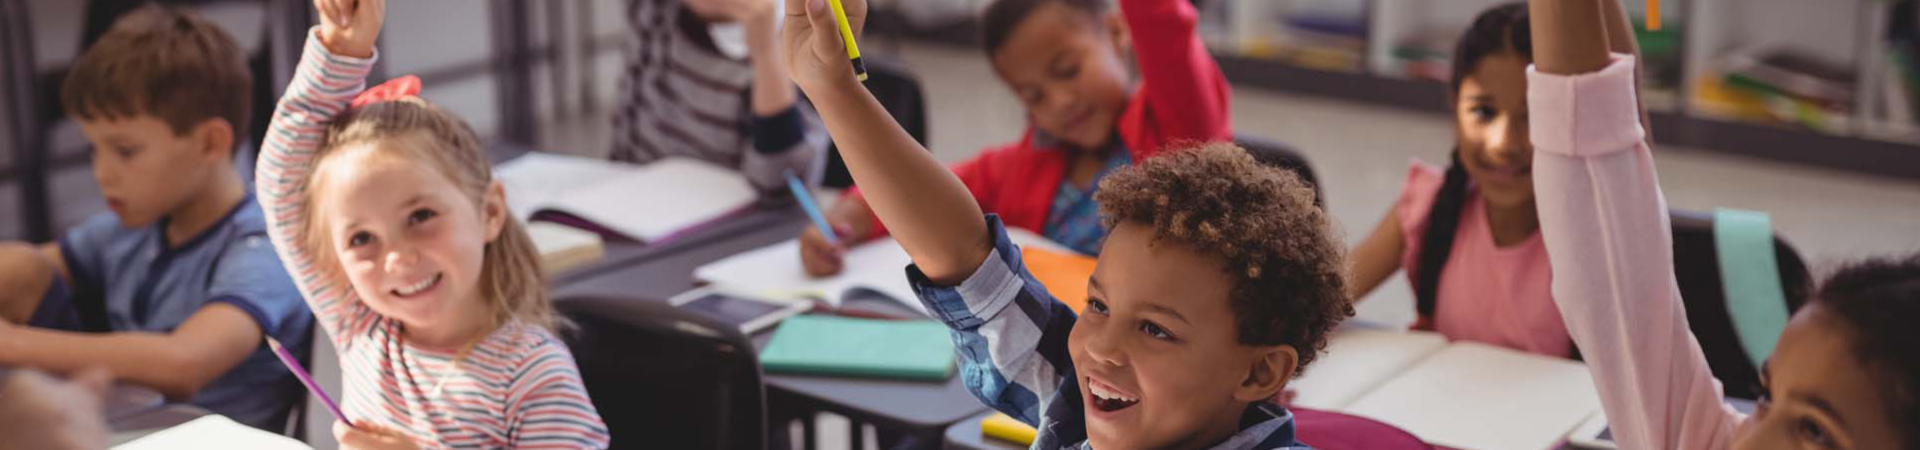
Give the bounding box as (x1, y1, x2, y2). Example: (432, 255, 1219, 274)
(669, 287, 813, 335)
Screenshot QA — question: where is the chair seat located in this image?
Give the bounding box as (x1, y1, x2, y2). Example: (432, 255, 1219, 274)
(1292, 407, 1434, 450)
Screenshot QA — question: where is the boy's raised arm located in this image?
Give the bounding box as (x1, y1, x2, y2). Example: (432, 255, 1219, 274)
(781, 0, 990, 285)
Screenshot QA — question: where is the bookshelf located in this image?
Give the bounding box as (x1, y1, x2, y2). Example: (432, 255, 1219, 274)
(878, 0, 1920, 180)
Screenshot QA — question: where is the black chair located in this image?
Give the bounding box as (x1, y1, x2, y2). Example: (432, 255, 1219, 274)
(557, 295, 766, 450)
(1233, 133, 1325, 208)
(1668, 209, 1812, 400)
(821, 57, 928, 189)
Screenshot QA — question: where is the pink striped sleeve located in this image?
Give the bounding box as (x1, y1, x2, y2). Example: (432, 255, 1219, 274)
(255, 29, 381, 350)
(505, 339, 610, 449)
(1529, 55, 1747, 450)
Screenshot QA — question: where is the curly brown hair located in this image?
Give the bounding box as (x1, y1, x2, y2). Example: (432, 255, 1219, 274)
(1094, 142, 1352, 374)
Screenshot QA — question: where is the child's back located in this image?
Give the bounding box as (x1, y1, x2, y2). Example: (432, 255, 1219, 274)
(610, 0, 828, 193)
(0, 4, 311, 431)
(256, 1, 609, 446)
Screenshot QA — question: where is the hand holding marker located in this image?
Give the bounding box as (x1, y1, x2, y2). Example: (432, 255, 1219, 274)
(826, 0, 867, 81)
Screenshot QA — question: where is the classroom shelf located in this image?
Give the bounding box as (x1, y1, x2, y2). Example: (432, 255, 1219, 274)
(873, 0, 1920, 180)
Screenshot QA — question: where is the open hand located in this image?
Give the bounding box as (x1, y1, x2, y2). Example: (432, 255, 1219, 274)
(335, 421, 421, 450)
(314, 0, 385, 58)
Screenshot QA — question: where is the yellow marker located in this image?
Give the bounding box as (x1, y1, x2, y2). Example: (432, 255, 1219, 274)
(826, 0, 868, 82)
(1647, 0, 1661, 30)
(981, 413, 1037, 445)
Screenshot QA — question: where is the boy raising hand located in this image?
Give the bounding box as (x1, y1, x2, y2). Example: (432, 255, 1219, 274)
(780, 2, 1351, 449)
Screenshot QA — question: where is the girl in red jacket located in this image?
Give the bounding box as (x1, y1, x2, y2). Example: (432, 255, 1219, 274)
(799, 0, 1233, 275)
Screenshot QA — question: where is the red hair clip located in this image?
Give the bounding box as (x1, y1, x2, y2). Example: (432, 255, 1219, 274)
(351, 75, 423, 108)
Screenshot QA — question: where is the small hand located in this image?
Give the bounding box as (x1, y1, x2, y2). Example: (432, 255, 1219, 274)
(0, 368, 113, 450)
(314, 0, 385, 58)
(799, 221, 855, 277)
(780, 0, 866, 93)
(335, 421, 421, 450)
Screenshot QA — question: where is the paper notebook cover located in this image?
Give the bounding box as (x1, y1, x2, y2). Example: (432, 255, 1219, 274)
(1287, 328, 1449, 410)
(114, 414, 312, 450)
(1019, 247, 1096, 313)
(496, 153, 757, 243)
(694, 228, 1075, 317)
(759, 315, 956, 381)
(1340, 342, 1603, 450)
(694, 237, 924, 313)
(527, 221, 605, 275)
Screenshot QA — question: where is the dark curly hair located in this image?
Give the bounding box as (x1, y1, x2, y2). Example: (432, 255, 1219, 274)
(1094, 142, 1352, 374)
(980, 0, 1110, 56)
(1809, 253, 1920, 449)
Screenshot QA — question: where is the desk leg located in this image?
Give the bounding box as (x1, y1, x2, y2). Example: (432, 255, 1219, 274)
(850, 421, 866, 450)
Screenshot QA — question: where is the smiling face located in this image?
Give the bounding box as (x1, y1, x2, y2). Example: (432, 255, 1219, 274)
(1069, 223, 1296, 450)
(1453, 51, 1535, 209)
(311, 139, 506, 339)
(990, 2, 1133, 151)
(1732, 307, 1906, 450)
(77, 115, 226, 227)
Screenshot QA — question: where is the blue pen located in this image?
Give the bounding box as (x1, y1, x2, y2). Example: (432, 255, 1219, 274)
(785, 170, 840, 245)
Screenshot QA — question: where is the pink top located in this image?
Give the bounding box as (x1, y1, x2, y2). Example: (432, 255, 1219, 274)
(1531, 55, 1746, 450)
(1396, 161, 1570, 357)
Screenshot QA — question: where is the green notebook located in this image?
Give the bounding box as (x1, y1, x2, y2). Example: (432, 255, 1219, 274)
(759, 315, 957, 381)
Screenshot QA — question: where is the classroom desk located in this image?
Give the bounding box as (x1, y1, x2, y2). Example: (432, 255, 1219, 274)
(549, 208, 992, 450)
(941, 399, 1763, 450)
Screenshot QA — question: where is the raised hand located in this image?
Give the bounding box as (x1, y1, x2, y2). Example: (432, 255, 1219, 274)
(314, 0, 385, 58)
(780, 0, 866, 93)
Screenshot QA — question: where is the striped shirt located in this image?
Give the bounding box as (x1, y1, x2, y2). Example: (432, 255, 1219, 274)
(909, 215, 1313, 450)
(256, 31, 611, 449)
(610, 0, 827, 192)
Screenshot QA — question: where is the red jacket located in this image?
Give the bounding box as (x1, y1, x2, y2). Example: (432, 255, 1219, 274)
(849, 0, 1232, 237)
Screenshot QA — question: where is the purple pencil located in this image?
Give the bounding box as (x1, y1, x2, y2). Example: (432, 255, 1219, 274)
(266, 337, 354, 428)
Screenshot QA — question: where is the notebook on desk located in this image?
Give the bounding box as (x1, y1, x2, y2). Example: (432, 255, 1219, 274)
(494, 152, 759, 245)
(1288, 328, 1603, 450)
(759, 315, 956, 381)
(114, 415, 311, 450)
(692, 228, 1085, 317)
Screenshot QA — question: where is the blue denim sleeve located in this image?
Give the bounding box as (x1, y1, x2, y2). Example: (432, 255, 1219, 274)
(906, 214, 1082, 427)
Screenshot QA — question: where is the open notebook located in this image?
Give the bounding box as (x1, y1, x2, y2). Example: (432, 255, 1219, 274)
(1288, 328, 1604, 450)
(494, 152, 759, 244)
(114, 415, 311, 449)
(693, 228, 1082, 317)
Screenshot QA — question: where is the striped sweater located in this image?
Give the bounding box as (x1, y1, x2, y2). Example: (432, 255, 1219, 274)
(257, 30, 611, 449)
(609, 0, 827, 193)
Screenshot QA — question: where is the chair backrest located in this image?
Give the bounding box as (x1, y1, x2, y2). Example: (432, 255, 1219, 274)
(1667, 209, 1812, 400)
(1233, 134, 1325, 208)
(1292, 407, 1435, 450)
(556, 295, 766, 450)
(821, 57, 928, 189)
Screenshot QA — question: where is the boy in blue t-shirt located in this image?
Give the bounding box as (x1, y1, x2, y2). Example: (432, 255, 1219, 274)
(0, 4, 310, 432)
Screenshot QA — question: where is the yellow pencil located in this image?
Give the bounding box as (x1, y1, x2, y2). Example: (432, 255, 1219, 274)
(825, 0, 868, 82)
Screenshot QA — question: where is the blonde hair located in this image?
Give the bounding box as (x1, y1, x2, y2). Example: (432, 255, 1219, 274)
(301, 98, 560, 333)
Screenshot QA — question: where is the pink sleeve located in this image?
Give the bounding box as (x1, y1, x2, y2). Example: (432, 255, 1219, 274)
(255, 29, 381, 351)
(1529, 55, 1746, 450)
(1394, 160, 1445, 273)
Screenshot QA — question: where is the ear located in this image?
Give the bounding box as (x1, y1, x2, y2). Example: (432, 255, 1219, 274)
(1104, 11, 1131, 54)
(194, 119, 236, 163)
(1234, 344, 1299, 403)
(481, 181, 508, 243)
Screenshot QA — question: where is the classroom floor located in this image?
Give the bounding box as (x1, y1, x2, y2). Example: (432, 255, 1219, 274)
(536, 40, 1920, 450)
